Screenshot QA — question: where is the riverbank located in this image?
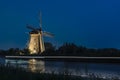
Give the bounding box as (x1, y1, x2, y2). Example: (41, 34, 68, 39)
(5, 56, 120, 63)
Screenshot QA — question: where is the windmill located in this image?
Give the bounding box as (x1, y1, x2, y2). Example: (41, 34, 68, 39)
(27, 13, 54, 54)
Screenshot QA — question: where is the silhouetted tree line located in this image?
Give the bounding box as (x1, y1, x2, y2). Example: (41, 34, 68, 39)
(0, 42, 120, 57)
(43, 42, 120, 57)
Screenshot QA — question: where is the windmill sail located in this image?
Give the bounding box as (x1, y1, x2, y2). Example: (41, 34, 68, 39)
(43, 31, 54, 37)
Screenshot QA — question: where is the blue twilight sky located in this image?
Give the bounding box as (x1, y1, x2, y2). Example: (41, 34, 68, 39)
(0, 0, 120, 49)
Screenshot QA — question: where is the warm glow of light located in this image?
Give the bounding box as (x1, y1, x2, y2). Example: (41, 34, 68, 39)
(28, 33, 45, 54)
(28, 59, 45, 72)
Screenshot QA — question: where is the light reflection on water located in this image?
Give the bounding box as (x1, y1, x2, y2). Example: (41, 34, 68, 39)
(5, 59, 120, 78)
(28, 59, 45, 73)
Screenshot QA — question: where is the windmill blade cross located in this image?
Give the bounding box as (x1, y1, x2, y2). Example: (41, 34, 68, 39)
(26, 25, 37, 31)
(43, 31, 54, 37)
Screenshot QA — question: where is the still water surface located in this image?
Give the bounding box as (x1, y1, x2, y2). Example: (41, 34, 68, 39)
(4, 59, 120, 78)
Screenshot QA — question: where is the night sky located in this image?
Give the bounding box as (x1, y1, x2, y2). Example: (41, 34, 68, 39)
(0, 0, 120, 49)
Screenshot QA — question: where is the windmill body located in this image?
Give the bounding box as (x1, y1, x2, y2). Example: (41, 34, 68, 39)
(28, 31, 45, 54)
(27, 14, 54, 54)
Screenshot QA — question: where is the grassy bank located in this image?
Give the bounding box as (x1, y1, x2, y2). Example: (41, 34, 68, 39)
(0, 64, 119, 80)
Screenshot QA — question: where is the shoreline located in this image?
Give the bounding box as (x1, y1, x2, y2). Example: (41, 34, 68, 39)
(5, 56, 120, 63)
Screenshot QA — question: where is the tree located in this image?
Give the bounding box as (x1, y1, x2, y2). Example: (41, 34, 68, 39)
(22, 48, 30, 55)
(43, 42, 55, 55)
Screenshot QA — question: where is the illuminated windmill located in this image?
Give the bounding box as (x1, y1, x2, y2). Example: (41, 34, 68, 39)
(27, 13, 54, 54)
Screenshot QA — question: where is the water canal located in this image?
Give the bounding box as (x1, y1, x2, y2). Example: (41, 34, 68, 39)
(3, 58, 120, 79)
